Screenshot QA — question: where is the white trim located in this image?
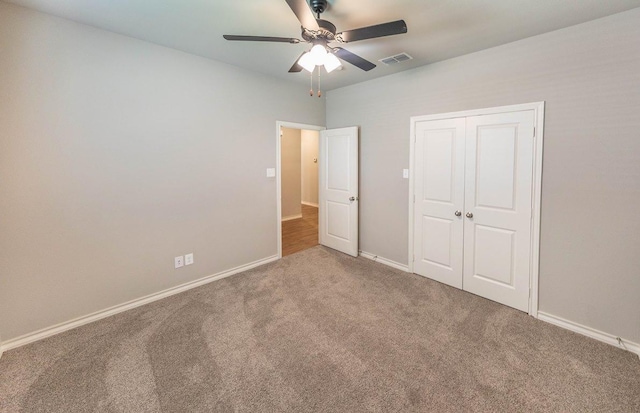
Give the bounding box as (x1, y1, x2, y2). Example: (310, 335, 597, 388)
(408, 117, 417, 274)
(301, 201, 319, 208)
(0, 255, 279, 353)
(359, 250, 410, 272)
(408, 102, 545, 317)
(529, 102, 545, 317)
(276, 121, 325, 259)
(538, 312, 640, 359)
(282, 214, 303, 222)
(409, 102, 545, 123)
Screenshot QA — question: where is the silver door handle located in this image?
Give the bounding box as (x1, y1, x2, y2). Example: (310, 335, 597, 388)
(466, 212, 473, 218)
(454, 210, 462, 217)
(349, 196, 358, 202)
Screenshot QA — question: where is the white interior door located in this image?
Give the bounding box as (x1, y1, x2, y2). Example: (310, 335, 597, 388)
(319, 127, 359, 257)
(463, 110, 535, 311)
(413, 119, 465, 288)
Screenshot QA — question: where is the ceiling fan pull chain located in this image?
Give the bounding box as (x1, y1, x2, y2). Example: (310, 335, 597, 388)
(309, 67, 314, 96)
(318, 68, 322, 98)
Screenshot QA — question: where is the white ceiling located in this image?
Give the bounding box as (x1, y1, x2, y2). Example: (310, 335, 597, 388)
(6, 0, 640, 90)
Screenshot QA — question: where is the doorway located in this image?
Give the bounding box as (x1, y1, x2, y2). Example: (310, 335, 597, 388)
(276, 122, 324, 258)
(276, 122, 360, 259)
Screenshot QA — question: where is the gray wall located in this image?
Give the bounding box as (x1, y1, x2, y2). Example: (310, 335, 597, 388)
(281, 127, 302, 219)
(327, 9, 640, 343)
(0, 3, 324, 342)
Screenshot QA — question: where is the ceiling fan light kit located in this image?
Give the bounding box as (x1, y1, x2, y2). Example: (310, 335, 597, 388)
(297, 50, 316, 72)
(323, 53, 342, 73)
(223, 0, 408, 94)
(298, 44, 341, 73)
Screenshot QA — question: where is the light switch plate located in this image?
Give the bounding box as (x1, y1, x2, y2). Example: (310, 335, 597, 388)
(266, 168, 276, 178)
(185, 253, 194, 266)
(403, 169, 409, 179)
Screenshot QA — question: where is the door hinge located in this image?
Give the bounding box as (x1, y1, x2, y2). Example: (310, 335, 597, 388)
(533, 127, 536, 138)
(413, 194, 416, 203)
(413, 254, 415, 262)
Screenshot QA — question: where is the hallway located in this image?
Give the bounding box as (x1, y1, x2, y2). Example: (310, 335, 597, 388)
(282, 204, 318, 257)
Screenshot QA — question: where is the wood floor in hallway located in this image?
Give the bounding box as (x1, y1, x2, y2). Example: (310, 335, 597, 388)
(282, 204, 318, 257)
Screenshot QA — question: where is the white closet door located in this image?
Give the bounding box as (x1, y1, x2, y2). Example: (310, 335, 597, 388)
(413, 119, 466, 288)
(463, 111, 535, 311)
(319, 127, 359, 257)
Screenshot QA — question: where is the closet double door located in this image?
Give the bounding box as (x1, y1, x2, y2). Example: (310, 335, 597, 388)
(413, 110, 535, 312)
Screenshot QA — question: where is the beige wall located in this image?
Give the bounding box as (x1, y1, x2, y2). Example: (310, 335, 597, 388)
(0, 3, 325, 342)
(281, 127, 302, 219)
(301, 130, 319, 206)
(327, 9, 640, 344)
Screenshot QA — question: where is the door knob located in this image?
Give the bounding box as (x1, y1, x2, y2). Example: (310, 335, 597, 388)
(349, 196, 358, 202)
(466, 212, 474, 218)
(454, 210, 462, 217)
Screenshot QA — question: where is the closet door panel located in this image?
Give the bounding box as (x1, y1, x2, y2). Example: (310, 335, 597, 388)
(462, 110, 535, 312)
(413, 118, 465, 289)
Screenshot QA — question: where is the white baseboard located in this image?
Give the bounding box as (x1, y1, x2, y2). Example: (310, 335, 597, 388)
(359, 250, 409, 272)
(301, 201, 318, 208)
(282, 214, 303, 222)
(0, 255, 279, 354)
(538, 312, 640, 358)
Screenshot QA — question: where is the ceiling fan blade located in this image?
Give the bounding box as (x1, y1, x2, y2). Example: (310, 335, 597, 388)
(288, 53, 305, 73)
(285, 0, 319, 30)
(333, 47, 376, 71)
(337, 20, 407, 43)
(223, 35, 300, 44)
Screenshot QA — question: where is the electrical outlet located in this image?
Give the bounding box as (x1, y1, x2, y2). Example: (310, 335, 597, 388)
(175, 256, 184, 269)
(403, 169, 409, 179)
(185, 253, 194, 266)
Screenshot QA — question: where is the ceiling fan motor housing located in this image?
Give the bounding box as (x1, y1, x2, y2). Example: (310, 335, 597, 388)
(302, 19, 336, 42)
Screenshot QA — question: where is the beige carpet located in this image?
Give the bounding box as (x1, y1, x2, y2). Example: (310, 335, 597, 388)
(1, 246, 639, 412)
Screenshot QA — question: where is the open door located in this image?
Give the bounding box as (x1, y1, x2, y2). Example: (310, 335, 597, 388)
(319, 127, 359, 257)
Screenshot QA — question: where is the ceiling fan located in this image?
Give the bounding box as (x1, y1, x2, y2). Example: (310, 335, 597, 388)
(223, 0, 408, 74)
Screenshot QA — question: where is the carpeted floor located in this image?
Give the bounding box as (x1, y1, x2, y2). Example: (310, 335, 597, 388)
(1, 246, 639, 412)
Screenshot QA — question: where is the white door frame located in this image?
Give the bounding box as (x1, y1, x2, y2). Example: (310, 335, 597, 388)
(408, 102, 545, 317)
(276, 121, 325, 259)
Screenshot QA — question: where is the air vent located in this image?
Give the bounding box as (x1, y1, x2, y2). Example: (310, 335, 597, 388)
(379, 53, 413, 65)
